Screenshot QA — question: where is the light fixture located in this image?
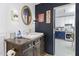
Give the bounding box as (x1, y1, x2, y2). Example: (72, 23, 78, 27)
(11, 9, 19, 21)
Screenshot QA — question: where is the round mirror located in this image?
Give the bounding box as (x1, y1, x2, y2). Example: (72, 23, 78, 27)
(21, 5, 32, 25)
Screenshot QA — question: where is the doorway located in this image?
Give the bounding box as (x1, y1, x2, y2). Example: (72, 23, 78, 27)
(53, 4, 76, 56)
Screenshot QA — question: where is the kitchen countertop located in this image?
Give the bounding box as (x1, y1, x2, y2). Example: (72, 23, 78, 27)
(55, 30, 65, 32)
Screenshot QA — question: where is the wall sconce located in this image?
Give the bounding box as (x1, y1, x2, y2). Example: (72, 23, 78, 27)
(11, 9, 19, 21)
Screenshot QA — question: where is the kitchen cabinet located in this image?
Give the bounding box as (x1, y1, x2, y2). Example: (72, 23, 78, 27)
(55, 4, 75, 40)
(55, 31, 65, 39)
(55, 4, 75, 18)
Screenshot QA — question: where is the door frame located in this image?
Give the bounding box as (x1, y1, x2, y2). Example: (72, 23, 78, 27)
(53, 3, 76, 56)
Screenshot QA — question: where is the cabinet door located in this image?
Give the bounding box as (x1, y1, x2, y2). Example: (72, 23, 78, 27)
(33, 42, 40, 56)
(59, 32, 65, 39)
(55, 17, 65, 27)
(22, 46, 33, 56)
(55, 4, 75, 17)
(40, 37, 44, 55)
(55, 31, 65, 39)
(55, 7, 65, 17)
(64, 4, 75, 16)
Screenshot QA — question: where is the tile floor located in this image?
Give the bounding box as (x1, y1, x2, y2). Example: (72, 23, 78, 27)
(55, 39, 75, 56)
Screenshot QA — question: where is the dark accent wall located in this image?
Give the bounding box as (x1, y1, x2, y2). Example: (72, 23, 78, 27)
(35, 3, 68, 55)
(74, 3, 79, 56)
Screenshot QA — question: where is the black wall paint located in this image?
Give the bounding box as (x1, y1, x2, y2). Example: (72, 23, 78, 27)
(35, 3, 68, 55)
(76, 3, 79, 56)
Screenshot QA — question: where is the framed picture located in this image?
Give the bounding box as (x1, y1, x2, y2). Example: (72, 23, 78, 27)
(46, 10, 51, 23)
(37, 13, 44, 22)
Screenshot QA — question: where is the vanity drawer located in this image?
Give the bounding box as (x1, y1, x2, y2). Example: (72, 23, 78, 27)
(33, 39, 40, 45)
(22, 46, 33, 56)
(22, 42, 33, 50)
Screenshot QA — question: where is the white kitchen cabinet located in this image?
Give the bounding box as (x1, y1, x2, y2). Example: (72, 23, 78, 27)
(55, 7, 65, 17)
(54, 4, 75, 18)
(65, 16, 75, 27)
(64, 4, 75, 16)
(55, 17, 65, 27)
(54, 4, 75, 28)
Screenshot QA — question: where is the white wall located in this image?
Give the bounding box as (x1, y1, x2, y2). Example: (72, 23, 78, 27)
(0, 3, 36, 55)
(6, 3, 35, 33)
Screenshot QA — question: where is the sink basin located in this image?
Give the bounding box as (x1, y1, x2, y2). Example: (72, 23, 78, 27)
(22, 32, 43, 40)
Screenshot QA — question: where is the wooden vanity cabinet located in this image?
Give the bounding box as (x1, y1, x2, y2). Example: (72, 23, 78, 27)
(6, 42, 22, 56)
(5, 39, 33, 56)
(5, 36, 44, 56)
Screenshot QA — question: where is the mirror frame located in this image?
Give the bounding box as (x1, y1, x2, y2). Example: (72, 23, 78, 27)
(21, 5, 32, 25)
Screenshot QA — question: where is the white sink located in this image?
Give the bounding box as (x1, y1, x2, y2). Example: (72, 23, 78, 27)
(22, 32, 43, 40)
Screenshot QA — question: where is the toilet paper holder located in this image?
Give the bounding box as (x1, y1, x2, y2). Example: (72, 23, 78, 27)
(11, 48, 17, 51)
(7, 48, 17, 56)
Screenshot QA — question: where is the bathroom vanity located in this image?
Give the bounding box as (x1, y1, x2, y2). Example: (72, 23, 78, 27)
(5, 32, 44, 56)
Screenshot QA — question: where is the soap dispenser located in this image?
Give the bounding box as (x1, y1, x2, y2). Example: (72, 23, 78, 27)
(17, 30, 22, 39)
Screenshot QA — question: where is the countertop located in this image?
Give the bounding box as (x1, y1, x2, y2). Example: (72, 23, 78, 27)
(55, 30, 65, 32)
(5, 38, 32, 45)
(5, 32, 44, 45)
